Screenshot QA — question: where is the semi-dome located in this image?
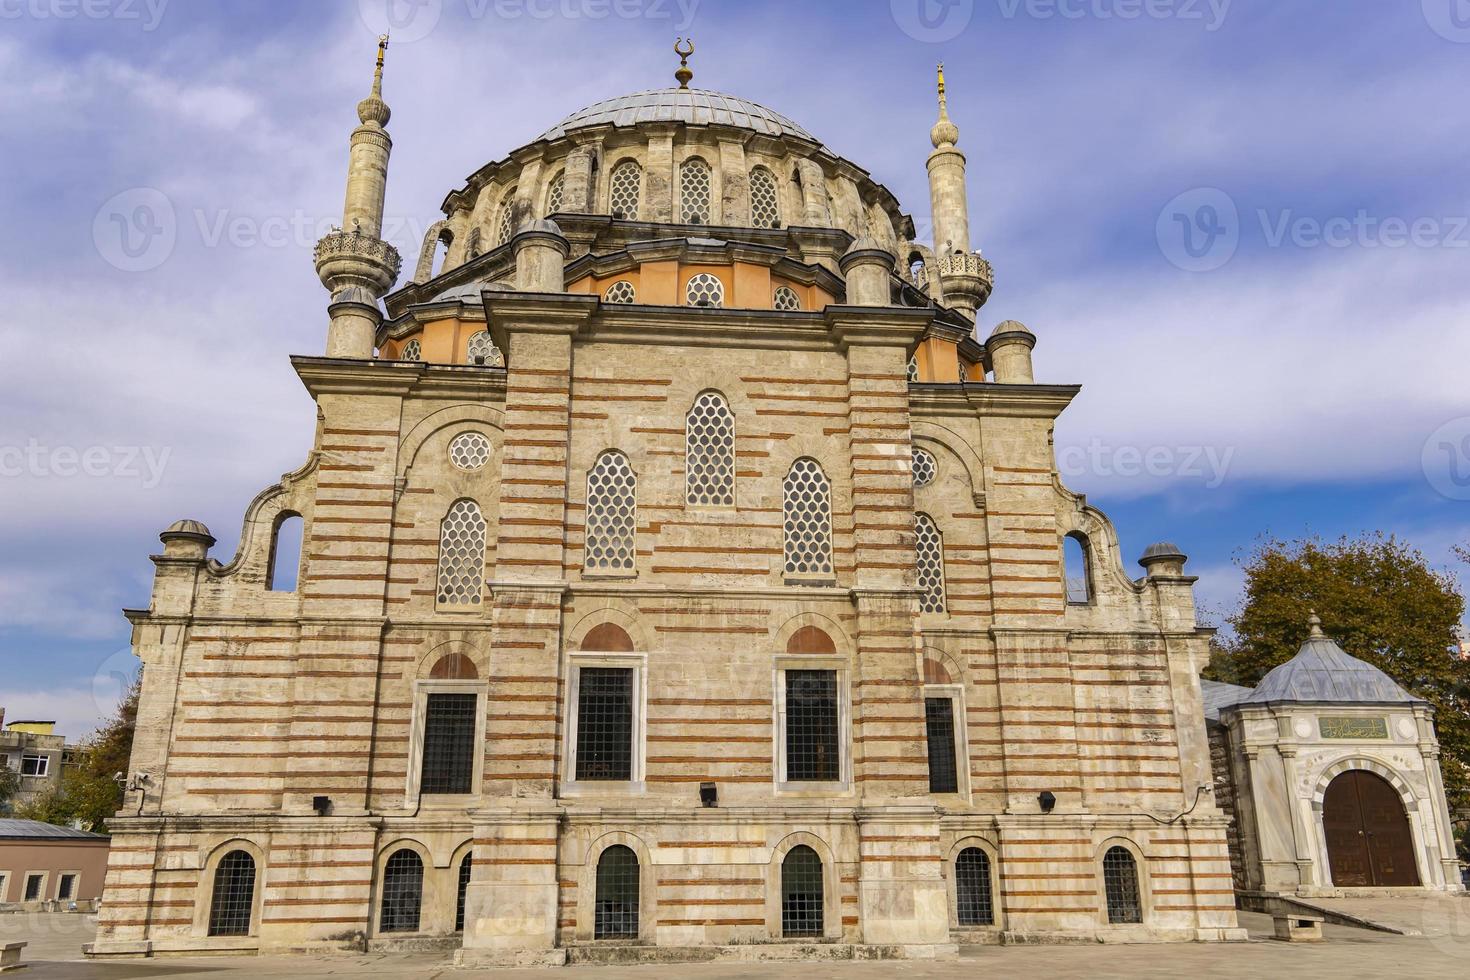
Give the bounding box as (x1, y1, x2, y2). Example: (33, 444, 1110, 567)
(537, 88, 821, 146)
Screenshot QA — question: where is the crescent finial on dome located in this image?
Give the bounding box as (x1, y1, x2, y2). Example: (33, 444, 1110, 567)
(674, 37, 695, 89)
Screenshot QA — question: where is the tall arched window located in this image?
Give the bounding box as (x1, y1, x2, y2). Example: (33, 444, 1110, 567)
(496, 190, 518, 244)
(437, 499, 487, 606)
(1063, 532, 1092, 605)
(266, 513, 303, 592)
(207, 850, 256, 937)
(782, 458, 833, 576)
(545, 172, 565, 215)
(380, 849, 424, 933)
(585, 451, 636, 573)
(915, 513, 946, 613)
(456, 852, 473, 932)
(685, 391, 735, 506)
(781, 846, 824, 937)
(1102, 846, 1142, 924)
(955, 848, 994, 926)
(594, 845, 640, 939)
(466, 330, 502, 367)
(679, 158, 711, 224)
(750, 166, 780, 228)
(608, 160, 642, 219)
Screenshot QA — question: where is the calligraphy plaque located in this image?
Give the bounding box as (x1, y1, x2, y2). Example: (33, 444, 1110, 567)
(1318, 716, 1389, 740)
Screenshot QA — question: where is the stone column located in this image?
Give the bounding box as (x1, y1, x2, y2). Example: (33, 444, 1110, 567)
(839, 239, 896, 307)
(513, 220, 570, 293)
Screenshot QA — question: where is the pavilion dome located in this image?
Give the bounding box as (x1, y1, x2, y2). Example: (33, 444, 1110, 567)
(1243, 615, 1422, 706)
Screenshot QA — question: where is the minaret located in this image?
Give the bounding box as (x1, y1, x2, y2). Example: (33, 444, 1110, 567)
(925, 64, 992, 322)
(314, 35, 403, 359)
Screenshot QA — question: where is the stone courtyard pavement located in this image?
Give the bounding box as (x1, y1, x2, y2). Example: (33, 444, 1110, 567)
(4, 906, 1470, 980)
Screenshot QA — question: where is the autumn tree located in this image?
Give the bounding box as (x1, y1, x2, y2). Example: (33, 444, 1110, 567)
(1205, 534, 1469, 808)
(17, 680, 138, 833)
(0, 765, 18, 814)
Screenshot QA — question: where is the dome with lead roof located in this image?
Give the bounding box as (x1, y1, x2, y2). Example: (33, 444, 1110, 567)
(537, 88, 822, 146)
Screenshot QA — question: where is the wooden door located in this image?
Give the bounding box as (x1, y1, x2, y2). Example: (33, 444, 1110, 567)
(1323, 770, 1420, 887)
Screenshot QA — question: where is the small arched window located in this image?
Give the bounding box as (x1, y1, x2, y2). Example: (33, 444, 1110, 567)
(772, 285, 801, 311)
(207, 850, 256, 937)
(496, 189, 518, 244)
(1063, 532, 1092, 605)
(783, 458, 833, 576)
(545, 172, 565, 215)
(685, 273, 725, 308)
(437, 499, 487, 606)
(911, 447, 936, 488)
(400, 339, 421, 361)
(594, 845, 640, 939)
(1103, 846, 1142, 924)
(608, 160, 642, 219)
(908, 254, 926, 285)
(466, 330, 502, 367)
(380, 849, 424, 933)
(781, 846, 824, 937)
(750, 166, 780, 228)
(603, 280, 636, 304)
(455, 852, 473, 932)
(266, 513, 303, 592)
(915, 513, 946, 613)
(685, 391, 735, 506)
(680, 157, 712, 224)
(585, 451, 636, 573)
(955, 848, 994, 926)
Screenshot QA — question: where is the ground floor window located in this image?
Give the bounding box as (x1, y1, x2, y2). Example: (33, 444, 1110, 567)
(955, 848, 994, 925)
(594, 845, 640, 939)
(1103, 846, 1142, 924)
(56, 873, 77, 902)
(23, 874, 44, 903)
(456, 853, 472, 932)
(207, 851, 256, 937)
(781, 846, 824, 937)
(380, 850, 425, 933)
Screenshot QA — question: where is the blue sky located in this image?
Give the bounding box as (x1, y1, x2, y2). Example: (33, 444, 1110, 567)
(2, 0, 1468, 735)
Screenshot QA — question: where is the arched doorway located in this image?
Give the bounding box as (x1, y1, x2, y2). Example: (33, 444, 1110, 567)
(1322, 770, 1420, 887)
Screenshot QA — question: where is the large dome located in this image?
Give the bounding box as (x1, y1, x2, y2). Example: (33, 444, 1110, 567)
(537, 88, 821, 146)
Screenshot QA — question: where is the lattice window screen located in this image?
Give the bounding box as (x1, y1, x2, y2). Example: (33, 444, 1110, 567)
(685, 273, 724, 308)
(448, 432, 491, 471)
(401, 339, 421, 361)
(782, 458, 833, 575)
(546, 173, 565, 214)
(750, 166, 780, 228)
(437, 499, 486, 606)
(773, 285, 801, 311)
(912, 448, 936, 487)
(496, 191, 517, 244)
(685, 391, 735, 506)
(603, 280, 636, 304)
(915, 513, 946, 613)
(609, 161, 642, 219)
(680, 158, 711, 224)
(466, 331, 502, 367)
(907, 354, 919, 383)
(585, 451, 636, 572)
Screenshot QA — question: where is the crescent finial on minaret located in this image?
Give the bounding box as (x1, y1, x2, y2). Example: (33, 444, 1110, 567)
(675, 37, 695, 89)
(930, 62, 958, 149)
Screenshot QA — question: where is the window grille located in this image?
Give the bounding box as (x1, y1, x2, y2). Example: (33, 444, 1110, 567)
(915, 513, 946, 613)
(23, 874, 43, 903)
(680, 158, 711, 224)
(785, 669, 839, 782)
(584, 451, 636, 573)
(750, 166, 780, 227)
(420, 692, 476, 794)
(773, 285, 801, 311)
(911, 447, 936, 487)
(924, 696, 958, 793)
(782, 458, 833, 576)
(380, 850, 424, 933)
(437, 499, 487, 606)
(603, 280, 636, 304)
(685, 391, 735, 506)
(207, 851, 255, 937)
(781, 846, 824, 937)
(401, 339, 421, 361)
(546, 172, 565, 214)
(608, 161, 642, 219)
(1103, 847, 1143, 924)
(907, 354, 919, 383)
(448, 431, 491, 471)
(594, 845, 640, 939)
(576, 667, 634, 781)
(57, 874, 77, 901)
(496, 191, 517, 244)
(685, 272, 724, 308)
(466, 331, 502, 367)
(456, 853, 472, 932)
(955, 848, 994, 926)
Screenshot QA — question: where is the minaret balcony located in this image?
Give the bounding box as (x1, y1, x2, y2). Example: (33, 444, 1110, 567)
(315, 228, 402, 298)
(936, 251, 994, 313)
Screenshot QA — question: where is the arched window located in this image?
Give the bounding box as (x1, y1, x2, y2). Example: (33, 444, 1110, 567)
(400, 339, 421, 361)
(584, 451, 636, 573)
(455, 852, 472, 932)
(772, 285, 801, 311)
(907, 354, 920, 383)
(608, 160, 642, 220)
(437, 499, 487, 606)
(545, 172, 565, 215)
(594, 845, 640, 939)
(603, 280, 636, 304)
(449, 431, 491, 471)
(955, 848, 994, 926)
(496, 190, 518, 244)
(685, 272, 724, 308)
(750, 166, 780, 228)
(781, 846, 824, 937)
(908, 254, 926, 285)
(465, 227, 482, 260)
(206, 850, 256, 937)
(1063, 532, 1092, 605)
(380, 849, 424, 933)
(685, 391, 735, 506)
(679, 158, 711, 224)
(915, 513, 946, 613)
(1102, 846, 1142, 924)
(911, 447, 936, 488)
(466, 330, 502, 367)
(782, 458, 833, 576)
(266, 513, 303, 592)
(419, 692, 476, 795)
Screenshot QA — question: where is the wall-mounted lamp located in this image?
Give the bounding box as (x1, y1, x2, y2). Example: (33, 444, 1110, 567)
(1038, 791, 1057, 813)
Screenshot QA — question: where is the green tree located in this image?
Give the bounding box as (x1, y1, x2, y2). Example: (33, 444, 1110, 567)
(16, 681, 138, 833)
(0, 764, 19, 814)
(1205, 534, 1470, 808)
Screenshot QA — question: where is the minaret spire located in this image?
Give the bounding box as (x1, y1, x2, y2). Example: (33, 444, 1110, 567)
(925, 64, 991, 321)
